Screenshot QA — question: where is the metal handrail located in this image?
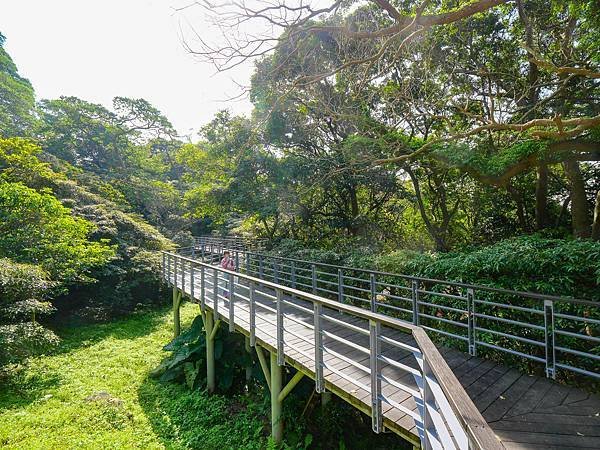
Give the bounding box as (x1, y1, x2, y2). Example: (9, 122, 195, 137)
(162, 250, 504, 450)
(193, 237, 593, 305)
(191, 239, 600, 382)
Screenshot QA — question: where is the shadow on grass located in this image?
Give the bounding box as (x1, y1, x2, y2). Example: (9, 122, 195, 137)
(49, 305, 172, 356)
(137, 371, 412, 450)
(0, 305, 172, 413)
(0, 367, 63, 411)
(137, 375, 269, 450)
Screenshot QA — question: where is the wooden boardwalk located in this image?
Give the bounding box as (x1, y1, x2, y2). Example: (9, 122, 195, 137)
(171, 261, 600, 450)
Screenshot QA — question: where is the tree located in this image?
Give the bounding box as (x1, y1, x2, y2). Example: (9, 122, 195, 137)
(0, 32, 35, 137)
(0, 181, 114, 284)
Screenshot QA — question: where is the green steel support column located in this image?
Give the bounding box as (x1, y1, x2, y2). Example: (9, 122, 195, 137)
(245, 336, 252, 384)
(270, 351, 283, 444)
(205, 310, 216, 393)
(173, 287, 182, 338)
(321, 391, 332, 407)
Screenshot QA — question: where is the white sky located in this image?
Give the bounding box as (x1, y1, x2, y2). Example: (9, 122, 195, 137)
(0, 0, 254, 139)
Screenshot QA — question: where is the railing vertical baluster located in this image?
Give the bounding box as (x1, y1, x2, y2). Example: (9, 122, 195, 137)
(201, 243, 205, 261)
(246, 252, 250, 275)
(167, 254, 171, 285)
(314, 302, 324, 393)
(467, 288, 476, 356)
(544, 300, 556, 379)
(291, 262, 296, 289)
(181, 257, 185, 289)
(369, 320, 382, 433)
(422, 356, 434, 449)
(228, 273, 235, 332)
(370, 273, 376, 313)
(249, 282, 256, 346)
(273, 260, 279, 283)
(200, 266, 205, 312)
(173, 255, 178, 288)
(412, 279, 419, 325)
(276, 289, 284, 365)
(213, 268, 219, 319)
(311, 264, 317, 294)
(235, 251, 240, 272)
(190, 262, 195, 300)
(338, 269, 343, 303)
(259, 255, 264, 279)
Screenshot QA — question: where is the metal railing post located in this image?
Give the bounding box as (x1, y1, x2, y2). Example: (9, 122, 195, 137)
(228, 273, 235, 332)
(276, 289, 284, 365)
(201, 243, 205, 261)
(291, 262, 296, 289)
(191, 245, 195, 259)
(180, 257, 185, 289)
(467, 288, 476, 356)
(173, 255, 178, 288)
(370, 273, 376, 313)
(544, 300, 556, 379)
(311, 264, 317, 294)
(161, 253, 166, 282)
(338, 269, 344, 303)
(245, 252, 251, 275)
(314, 302, 324, 393)
(259, 255, 264, 279)
(200, 266, 205, 312)
(369, 320, 382, 433)
(167, 254, 172, 285)
(422, 356, 434, 449)
(273, 260, 279, 283)
(190, 262, 195, 300)
(213, 268, 219, 319)
(412, 279, 419, 326)
(235, 251, 240, 272)
(249, 282, 256, 346)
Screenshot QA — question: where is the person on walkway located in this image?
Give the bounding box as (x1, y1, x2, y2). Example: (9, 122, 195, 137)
(220, 251, 235, 270)
(220, 251, 235, 298)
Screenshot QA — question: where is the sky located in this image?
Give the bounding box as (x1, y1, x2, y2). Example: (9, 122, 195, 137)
(0, 0, 254, 138)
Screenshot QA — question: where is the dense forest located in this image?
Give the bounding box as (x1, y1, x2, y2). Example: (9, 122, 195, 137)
(0, 0, 599, 446)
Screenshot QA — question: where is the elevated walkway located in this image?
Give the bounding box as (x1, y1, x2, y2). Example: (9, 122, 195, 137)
(162, 245, 600, 449)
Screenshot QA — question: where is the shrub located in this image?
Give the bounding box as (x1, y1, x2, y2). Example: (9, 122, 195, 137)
(0, 258, 59, 364)
(377, 235, 600, 299)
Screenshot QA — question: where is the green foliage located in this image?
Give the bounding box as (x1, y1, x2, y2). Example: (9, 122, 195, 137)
(0, 181, 115, 284)
(0, 137, 59, 186)
(0, 33, 35, 138)
(0, 259, 58, 364)
(0, 305, 270, 449)
(152, 315, 253, 392)
(377, 235, 600, 299)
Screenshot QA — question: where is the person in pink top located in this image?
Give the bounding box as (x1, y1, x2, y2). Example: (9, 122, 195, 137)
(220, 251, 235, 270)
(220, 251, 235, 298)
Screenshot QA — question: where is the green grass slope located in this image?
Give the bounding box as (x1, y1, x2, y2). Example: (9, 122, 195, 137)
(0, 304, 267, 450)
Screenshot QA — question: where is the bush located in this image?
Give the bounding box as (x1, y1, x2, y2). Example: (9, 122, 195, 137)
(0, 259, 59, 364)
(377, 235, 600, 299)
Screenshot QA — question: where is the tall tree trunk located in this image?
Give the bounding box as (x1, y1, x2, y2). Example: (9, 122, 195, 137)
(507, 183, 527, 230)
(406, 167, 449, 252)
(592, 189, 600, 241)
(563, 159, 591, 238)
(535, 163, 549, 230)
(348, 186, 360, 236)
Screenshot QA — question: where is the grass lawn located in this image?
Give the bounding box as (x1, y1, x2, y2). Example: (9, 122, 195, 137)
(0, 303, 269, 450)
